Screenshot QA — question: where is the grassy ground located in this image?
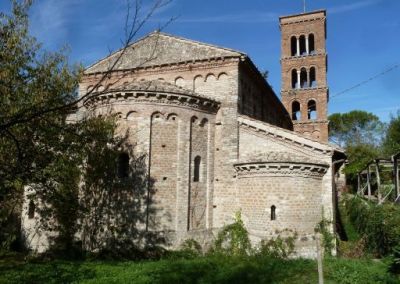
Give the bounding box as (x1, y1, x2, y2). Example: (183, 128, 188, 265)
(0, 253, 398, 284)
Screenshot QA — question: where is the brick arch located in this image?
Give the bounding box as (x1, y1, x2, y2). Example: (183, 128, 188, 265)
(151, 111, 165, 121)
(193, 75, 204, 91)
(205, 73, 216, 82)
(217, 72, 228, 80)
(126, 111, 137, 121)
(167, 113, 178, 121)
(175, 76, 184, 87)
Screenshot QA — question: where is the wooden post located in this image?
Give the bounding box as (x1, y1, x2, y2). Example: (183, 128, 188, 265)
(316, 233, 324, 284)
(357, 173, 361, 195)
(367, 165, 371, 200)
(394, 156, 399, 202)
(375, 160, 381, 203)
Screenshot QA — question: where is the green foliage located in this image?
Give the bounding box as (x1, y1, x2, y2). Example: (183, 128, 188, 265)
(214, 211, 251, 256)
(256, 230, 297, 259)
(345, 196, 400, 257)
(315, 218, 335, 255)
(1, 253, 399, 284)
(389, 245, 400, 274)
(329, 110, 385, 148)
(382, 111, 400, 156)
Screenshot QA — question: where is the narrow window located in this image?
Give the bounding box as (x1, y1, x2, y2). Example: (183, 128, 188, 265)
(291, 69, 297, 89)
(290, 36, 297, 56)
(309, 34, 315, 54)
(292, 101, 301, 121)
(193, 156, 201, 182)
(308, 100, 317, 120)
(300, 68, 308, 88)
(299, 35, 306, 55)
(117, 152, 129, 178)
(28, 200, 35, 219)
(271, 205, 276, 221)
(310, 67, 316, 87)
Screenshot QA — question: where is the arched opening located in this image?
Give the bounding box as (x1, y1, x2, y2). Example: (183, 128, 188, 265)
(309, 34, 315, 54)
(310, 67, 316, 87)
(28, 200, 35, 219)
(271, 205, 276, 221)
(291, 36, 297, 56)
(300, 68, 308, 88)
(291, 69, 297, 89)
(117, 152, 129, 178)
(292, 101, 301, 121)
(193, 156, 201, 182)
(299, 35, 306, 55)
(308, 100, 317, 120)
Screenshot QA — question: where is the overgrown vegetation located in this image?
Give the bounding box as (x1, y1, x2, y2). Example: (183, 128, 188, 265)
(344, 196, 400, 257)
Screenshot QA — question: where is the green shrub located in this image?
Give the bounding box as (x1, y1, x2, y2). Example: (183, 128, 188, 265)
(345, 196, 400, 257)
(214, 211, 251, 256)
(256, 230, 297, 259)
(315, 218, 335, 255)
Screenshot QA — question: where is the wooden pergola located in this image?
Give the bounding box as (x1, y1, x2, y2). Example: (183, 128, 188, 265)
(357, 152, 400, 204)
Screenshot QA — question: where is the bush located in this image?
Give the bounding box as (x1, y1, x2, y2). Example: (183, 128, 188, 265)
(345, 196, 400, 257)
(214, 211, 251, 256)
(256, 230, 297, 259)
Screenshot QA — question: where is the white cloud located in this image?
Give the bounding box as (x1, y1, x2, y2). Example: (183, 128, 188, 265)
(329, 0, 382, 14)
(171, 11, 277, 23)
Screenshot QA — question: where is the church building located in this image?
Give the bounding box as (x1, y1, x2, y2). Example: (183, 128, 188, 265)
(22, 10, 345, 257)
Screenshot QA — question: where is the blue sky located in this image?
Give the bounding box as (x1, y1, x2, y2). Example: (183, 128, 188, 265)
(1, 0, 399, 121)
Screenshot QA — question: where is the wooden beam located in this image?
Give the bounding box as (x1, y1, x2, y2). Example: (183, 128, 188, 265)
(367, 165, 371, 200)
(375, 160, 381, 204)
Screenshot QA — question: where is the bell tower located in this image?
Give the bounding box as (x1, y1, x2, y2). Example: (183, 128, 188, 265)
(280, 10, 329, 142)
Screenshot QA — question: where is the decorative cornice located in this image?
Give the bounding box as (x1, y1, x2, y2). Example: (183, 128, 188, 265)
(234, 161, 328, 178)
(84, 56, 240, 77)
(84, 90, 220, 113)
(238, 116, 334, 156)
(281, 52, 326, 61)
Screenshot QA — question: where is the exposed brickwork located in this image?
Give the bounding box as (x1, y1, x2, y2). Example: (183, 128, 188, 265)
(280, 10, 329, 142)
(22, 22, 343, 258)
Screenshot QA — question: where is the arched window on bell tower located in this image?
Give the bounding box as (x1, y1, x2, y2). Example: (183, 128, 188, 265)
(300, 68, 308, 88)
(299, 35, 306, 55)
(291, 36, 297, 56)
(292, 101, 301, 121)
(310, 67, 316, 87)
(309, 34, 315, 54)
(308, 100, 317, 120)
(291, 69, 297, 89)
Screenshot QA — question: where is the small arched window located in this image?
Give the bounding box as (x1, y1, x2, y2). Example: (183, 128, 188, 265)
(292, 101, 301, 121)
(300, 68, 308, 88)
(309, 34, 315, 54)
(308, 100, 317, 120)
(291, 69, 297, 89)
(117, 152, 130, 178)
(310, 67, 316, 88)
(193, 156, 201, 182)
(291, 36, 297, 56)
(299, 35, 306, 55)
(271, 205, 276, 221)
(28, 200, 35, 219)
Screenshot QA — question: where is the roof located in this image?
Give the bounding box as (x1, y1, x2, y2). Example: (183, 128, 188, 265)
(85, 31, 245, 74)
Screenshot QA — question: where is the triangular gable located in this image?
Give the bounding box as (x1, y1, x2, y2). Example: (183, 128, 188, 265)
(85, 32, 245, 74)
(238, 115, 336, 160)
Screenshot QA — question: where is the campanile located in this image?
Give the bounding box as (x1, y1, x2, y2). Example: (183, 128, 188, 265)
(280, 10, 329, 142)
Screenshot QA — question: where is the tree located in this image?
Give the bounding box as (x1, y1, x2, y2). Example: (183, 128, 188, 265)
(382, 111, 400, 156)
(328, 110, 385, 187)
(0, 0, 171, 254)
(329, 110, 385, 148)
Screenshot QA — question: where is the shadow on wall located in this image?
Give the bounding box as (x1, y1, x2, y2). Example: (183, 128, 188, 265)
(26, 126, 168, 258)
